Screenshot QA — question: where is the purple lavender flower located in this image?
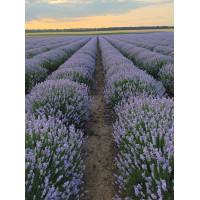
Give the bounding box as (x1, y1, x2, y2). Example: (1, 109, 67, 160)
(47, 37, 97, 87)
(113, 96, 174, 199)
(25, 114, 85, 199)
(26, 79, 91, 128)
(99, 37, 165, 108)
(25, 37, 84, 59)
(25, 37, 91, 93)
(103, 36, 173, 78)
(159, 64, 174, 96)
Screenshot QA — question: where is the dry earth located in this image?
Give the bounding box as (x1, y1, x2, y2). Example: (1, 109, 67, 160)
(82, 40, 118, 200)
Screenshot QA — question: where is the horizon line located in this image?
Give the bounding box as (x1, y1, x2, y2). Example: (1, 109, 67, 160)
(25, 25, 174, 31)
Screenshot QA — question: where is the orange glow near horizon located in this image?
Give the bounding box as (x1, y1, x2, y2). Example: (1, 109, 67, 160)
(25, 2, 174, 29)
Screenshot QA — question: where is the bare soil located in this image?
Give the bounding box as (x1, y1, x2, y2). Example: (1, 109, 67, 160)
(82, 40, 117, 200)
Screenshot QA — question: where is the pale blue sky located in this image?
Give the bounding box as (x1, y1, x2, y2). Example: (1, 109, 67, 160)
(25, 0, 174, 29)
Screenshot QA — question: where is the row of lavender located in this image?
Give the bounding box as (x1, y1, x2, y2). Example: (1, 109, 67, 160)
(25, 37, 84, 59)
(99, 36, 174, 200)
(25, 36, 78, 50)
(25, 37, 91, 94)
(25, 36, 98, 199)
(104, 36, 174, 96)
(113, 32, 174, 56)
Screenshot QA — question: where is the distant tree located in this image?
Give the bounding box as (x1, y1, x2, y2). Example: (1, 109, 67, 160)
(25, 26, 174, 33)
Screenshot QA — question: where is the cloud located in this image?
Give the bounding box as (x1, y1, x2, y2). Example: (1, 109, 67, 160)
(136, 0, 173, 2)
(48, 0, 93, 4)
(26, 0, 173, 29)
(26, 0, 155, 22)
(26, 0, 174, 29)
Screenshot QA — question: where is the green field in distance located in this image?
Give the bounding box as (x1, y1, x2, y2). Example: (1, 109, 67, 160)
(26, 29, 174, 38)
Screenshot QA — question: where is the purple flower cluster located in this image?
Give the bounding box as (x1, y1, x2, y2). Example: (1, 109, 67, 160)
(25, 37, 91, 93)
(99, 34, 174, 199)
(25, 37, 81, 59)
(111, 32, 174, 50)
(134, 52, 173, 78)
(159, 64, 174, 96)
(104, 36, 173, 79)
(25, 114, 85, 199)
(47, 36, 98, 87)
(25, 36, 98, 199)
(25, 36, 79, 50)
(153, 46, 174, 57)
(25, 59, 48, 94)
(113, 96, 174, 200)
(31, 38, 91, 71)
(25, 37, 57, 50)
(26, 79, 91, 128)
(99, 37, 165, 108)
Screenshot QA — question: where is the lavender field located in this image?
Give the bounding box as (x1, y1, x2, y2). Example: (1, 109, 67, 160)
(25, 32, 174, 200)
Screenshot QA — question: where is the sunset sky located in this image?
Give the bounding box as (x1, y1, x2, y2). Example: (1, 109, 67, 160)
(25, 0, 174, 29)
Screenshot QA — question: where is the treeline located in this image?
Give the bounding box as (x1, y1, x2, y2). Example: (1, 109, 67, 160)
(26, 26, 174, 33)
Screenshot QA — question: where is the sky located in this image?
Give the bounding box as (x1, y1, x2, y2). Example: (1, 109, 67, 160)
(25, 0, 174, 29)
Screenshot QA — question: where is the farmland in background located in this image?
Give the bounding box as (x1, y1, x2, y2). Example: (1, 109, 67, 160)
(25, 32, 174, 199)
(25, 29, 174, 38)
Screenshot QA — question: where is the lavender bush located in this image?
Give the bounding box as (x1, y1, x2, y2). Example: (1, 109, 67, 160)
(104, 37, 173, 78)
(31, 38, 90, 72)
(25, 114, 85, 199)
(25, 38, 79, 59)
(48, 37, 97, 87)
(26, 79, 91, 128)
(159, 64, 174, 96)
(144, 56, 173, 79)
(25, 36, 84, 50)
(99, 37, 165, 108)
(30, 49, 68, 71)
(25, 38, 90, 93)
(119, 45, 147, 62)
(25, 59, 48, 94)
(111, 32, 174, 50)
(114, 96, 174, 200)
(47, 67, 93, 87)
(134, 52, 173, 78)
(121, 40, 155, 51)
(153, 46, 174, 57)
(25, 37, 57, 50)
(105, 71, 165, 108)
(59, 55, 95, 74)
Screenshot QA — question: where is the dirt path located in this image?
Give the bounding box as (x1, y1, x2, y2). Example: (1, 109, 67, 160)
(82, 40, 117, 200)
